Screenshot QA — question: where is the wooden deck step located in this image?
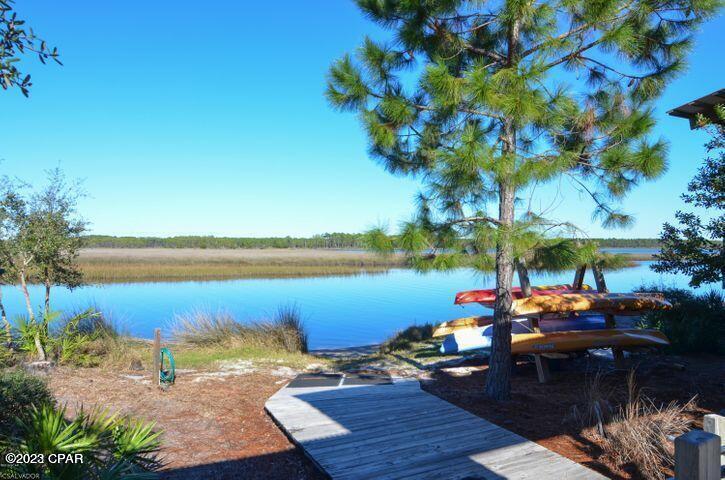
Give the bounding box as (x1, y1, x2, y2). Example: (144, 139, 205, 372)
(265, 377, 606, 479)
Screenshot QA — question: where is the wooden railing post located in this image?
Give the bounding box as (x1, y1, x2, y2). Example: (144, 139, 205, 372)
(153, 328, 161, 386)
(703, 414, 724, 441)
(674, 430, 720, 480)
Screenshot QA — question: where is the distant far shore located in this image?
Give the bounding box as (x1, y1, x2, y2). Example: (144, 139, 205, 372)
(76, 247, 655, 283)
(82, 234, 664, 250)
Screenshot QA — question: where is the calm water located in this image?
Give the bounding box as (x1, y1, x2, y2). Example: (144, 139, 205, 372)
(3, 262, 699, 349)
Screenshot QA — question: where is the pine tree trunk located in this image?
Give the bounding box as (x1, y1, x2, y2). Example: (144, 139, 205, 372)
(485, 180, 516, 400)
(484, 12, 520, 401)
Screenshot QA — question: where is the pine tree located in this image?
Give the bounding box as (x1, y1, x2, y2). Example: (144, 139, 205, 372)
(653, 106, 724, 288)
(327, 0, 719, 399)
(1, 0, 60, 96)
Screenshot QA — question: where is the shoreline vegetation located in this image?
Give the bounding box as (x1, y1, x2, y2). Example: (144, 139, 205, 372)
(76, 247, 654, 283)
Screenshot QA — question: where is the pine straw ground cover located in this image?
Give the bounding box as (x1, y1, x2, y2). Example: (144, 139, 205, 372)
(420, 354, 724, 480)
(45, 365, 326, 480)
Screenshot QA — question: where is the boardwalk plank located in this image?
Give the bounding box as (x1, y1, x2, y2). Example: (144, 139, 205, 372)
(265, 379, 605, 480)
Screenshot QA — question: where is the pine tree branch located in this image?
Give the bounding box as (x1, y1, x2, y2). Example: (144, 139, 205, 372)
(579, 56, 649, 80)
(520, 0, 636, 59)
(445, 215, 503, 227)
(542, 37, 605, 70)
(426, 19, 506, 64)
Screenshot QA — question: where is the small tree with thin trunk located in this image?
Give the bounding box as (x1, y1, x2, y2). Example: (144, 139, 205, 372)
(327, 0, 718, 399)
(0, 170, 86, 360)
(653, 105, 724, 288)
(28, 169, 86, 315)
(0, 181, 44, 358)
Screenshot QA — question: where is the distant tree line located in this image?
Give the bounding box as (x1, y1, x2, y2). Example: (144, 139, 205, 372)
(82, 234, 664, 250)
(82, 233, 368, 249)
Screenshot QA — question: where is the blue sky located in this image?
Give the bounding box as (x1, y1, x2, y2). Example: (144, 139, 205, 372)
(1, 1, 722, 239)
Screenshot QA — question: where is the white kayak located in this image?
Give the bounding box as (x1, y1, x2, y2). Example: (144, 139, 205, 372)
(440, 315, 606, 354)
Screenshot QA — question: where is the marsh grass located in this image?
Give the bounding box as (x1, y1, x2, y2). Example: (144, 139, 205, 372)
(76, 247, 645, 282)
(79, 261, 396, 282)
(172, 306, 309, 354)
(77, 249, 404, 282)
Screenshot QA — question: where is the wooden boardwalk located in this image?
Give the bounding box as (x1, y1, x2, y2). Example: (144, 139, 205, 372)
(265, 377, 606, 479)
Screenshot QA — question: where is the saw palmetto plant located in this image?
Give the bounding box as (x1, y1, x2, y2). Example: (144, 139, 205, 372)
(3, 403, 162, 479)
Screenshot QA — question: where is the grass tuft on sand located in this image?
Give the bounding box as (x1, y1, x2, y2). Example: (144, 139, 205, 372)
(167, 306, 318, 370)
(173, 306, 309, 353)
(380, 323, 435, 353)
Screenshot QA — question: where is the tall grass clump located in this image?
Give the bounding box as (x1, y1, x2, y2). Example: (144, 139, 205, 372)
(579, 371, 696, 480)
(256, 305, 308, 353)
(636, 285, 724, 354)
(173, 305, 308, 353)
(380, 323, 434, 353)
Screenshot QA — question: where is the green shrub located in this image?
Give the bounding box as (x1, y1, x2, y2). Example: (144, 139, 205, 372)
(0, 344, 14, 367)
(380, 323, 434, 353)
(52, 308, 116, 366)
(637, 286, 724, 354)
(0, 370, 54, 438)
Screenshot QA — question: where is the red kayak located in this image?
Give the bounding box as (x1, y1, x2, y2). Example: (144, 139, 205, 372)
(454, 284, 593, 306)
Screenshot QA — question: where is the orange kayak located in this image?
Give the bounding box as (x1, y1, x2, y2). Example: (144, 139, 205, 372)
(511, 293, 672, 316)
(454, 284, 592, 305)
(509, 328, 670, 354)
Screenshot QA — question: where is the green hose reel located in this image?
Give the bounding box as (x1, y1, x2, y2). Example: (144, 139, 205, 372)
(159, 347, 175, 385)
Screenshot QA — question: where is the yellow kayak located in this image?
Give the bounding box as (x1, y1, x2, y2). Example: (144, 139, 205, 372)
(511, 293, 672, 316)
(509, 328, 670, 354)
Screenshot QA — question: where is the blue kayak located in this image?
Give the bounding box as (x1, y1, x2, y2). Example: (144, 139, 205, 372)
(440, 315, 607, 354)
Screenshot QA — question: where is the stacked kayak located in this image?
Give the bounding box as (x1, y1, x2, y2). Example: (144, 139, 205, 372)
(454, 284, 592, 306)
(438, 285, 672, 355)
(440, 314, 608, 354)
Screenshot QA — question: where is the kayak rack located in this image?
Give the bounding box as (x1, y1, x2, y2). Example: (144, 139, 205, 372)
(516, 262, 624, 383)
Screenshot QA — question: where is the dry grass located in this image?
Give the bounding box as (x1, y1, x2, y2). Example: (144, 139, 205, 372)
(379, 323, 435, 353)
(581, 371, 696, 480)
(78, 248, 403, 282)
(172, 306, 309, 354)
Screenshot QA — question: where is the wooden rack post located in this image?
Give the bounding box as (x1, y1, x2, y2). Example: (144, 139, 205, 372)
(517, 260, 551, 383)
(153, 328, 161, 386)
(572, 265, 586, 290)
(591, 264, 625, 368)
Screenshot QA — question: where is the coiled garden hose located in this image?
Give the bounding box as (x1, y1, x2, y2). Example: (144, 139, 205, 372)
(159, 347, 175, 384)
